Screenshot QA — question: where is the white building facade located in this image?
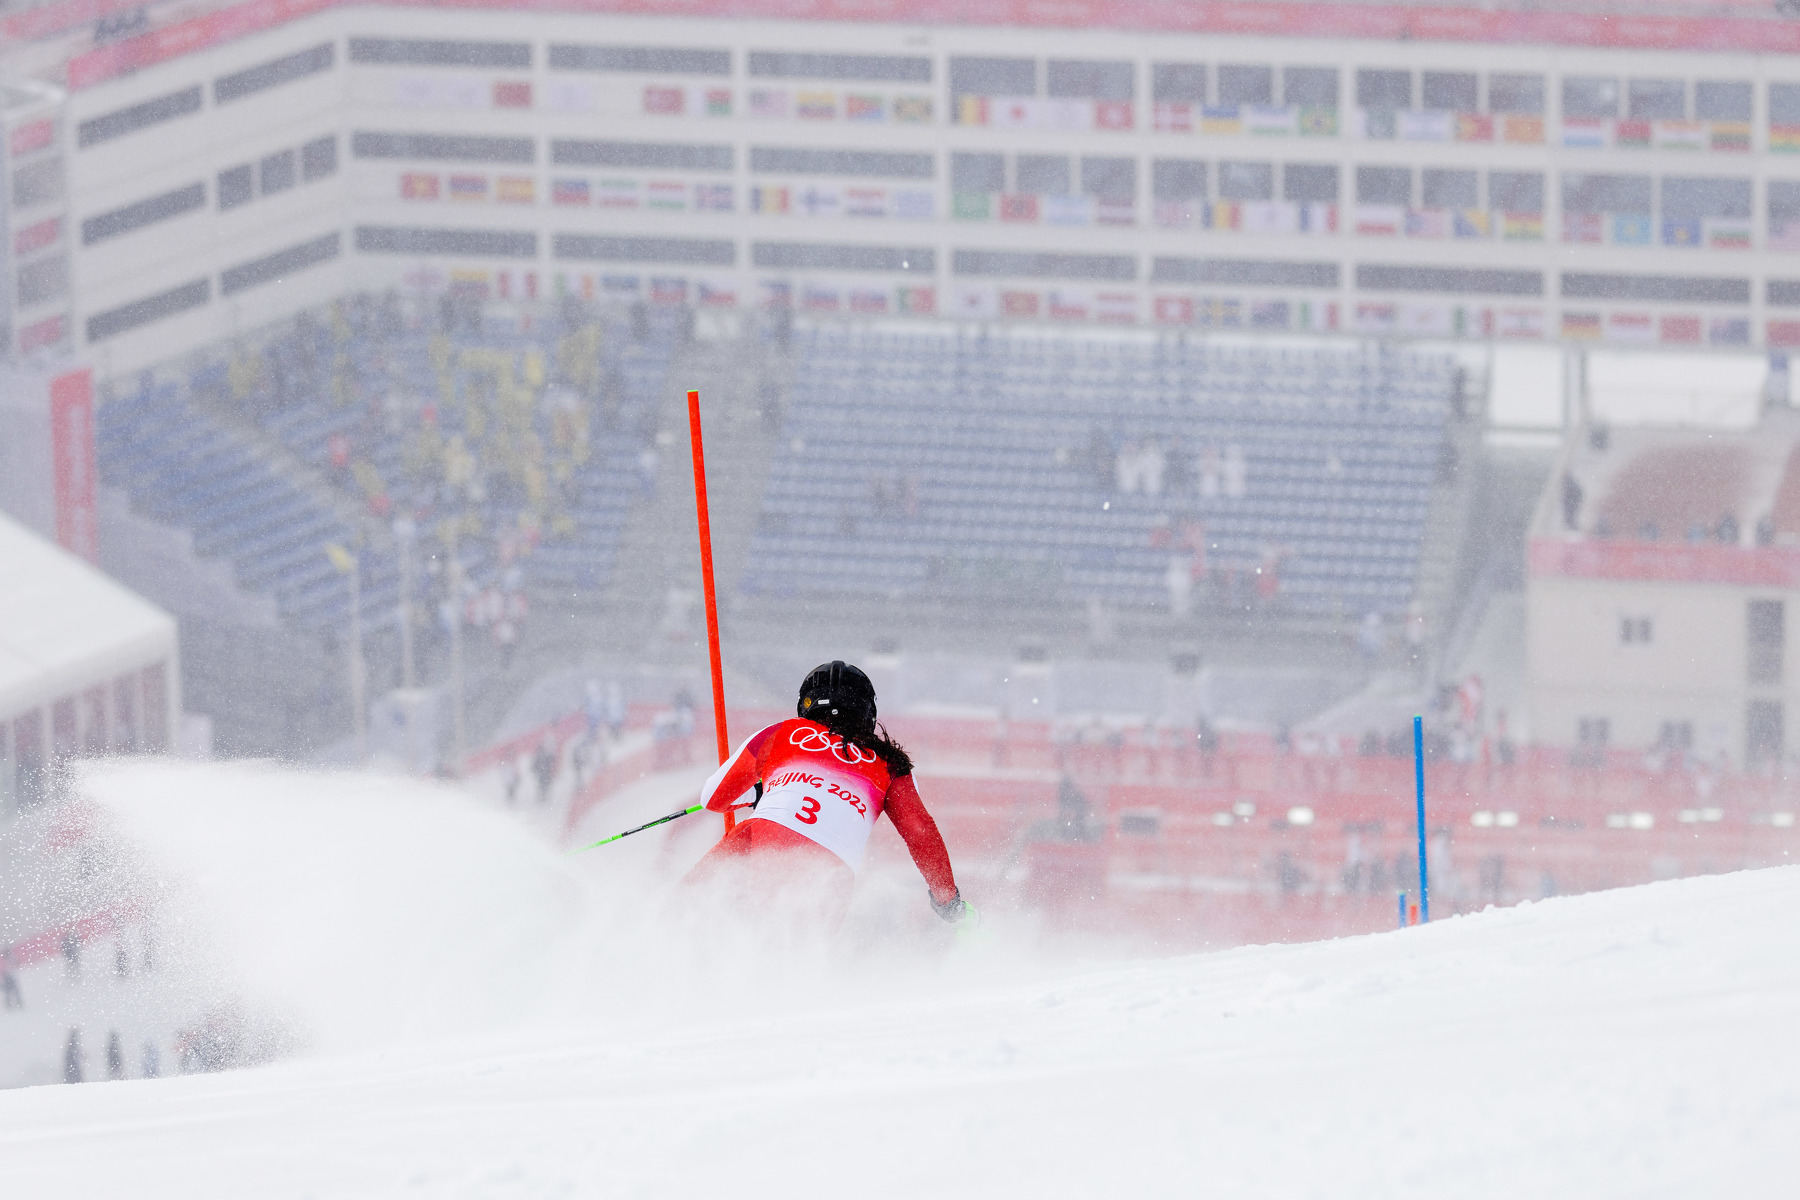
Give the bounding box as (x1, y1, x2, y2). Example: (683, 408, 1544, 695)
(15, 1, 1800, 375)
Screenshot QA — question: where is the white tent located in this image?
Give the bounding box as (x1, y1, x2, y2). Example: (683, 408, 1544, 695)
(0, 509, 178, 812)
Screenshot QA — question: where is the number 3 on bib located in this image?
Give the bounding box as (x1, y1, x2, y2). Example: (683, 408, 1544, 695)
(795, 797, 822, 824)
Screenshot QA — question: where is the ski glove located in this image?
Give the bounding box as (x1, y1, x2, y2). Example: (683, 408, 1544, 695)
(931, 887, 972, 924)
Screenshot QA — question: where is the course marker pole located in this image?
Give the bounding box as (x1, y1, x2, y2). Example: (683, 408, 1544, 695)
(1398, 890, 1407, 929)
(1414, 713, 1429, 923)
(687, 389, 734, 834)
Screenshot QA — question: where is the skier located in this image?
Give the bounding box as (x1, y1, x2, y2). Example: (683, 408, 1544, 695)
(684, 661, 969, 927)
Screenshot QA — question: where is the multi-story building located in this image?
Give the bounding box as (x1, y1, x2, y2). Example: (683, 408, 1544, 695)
(10, 1, 1800, 373)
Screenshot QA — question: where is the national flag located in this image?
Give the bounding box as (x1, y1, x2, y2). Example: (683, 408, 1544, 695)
(1298, 301, 1339, 332)
(1610, 213, 1652, 245)
(1200, 298, 1242, 329)
(1453, 209, 1490, 239)
(1002, 290, 1040, 318)
(1607, 312, 1655, 343)
(953, 192, 993, 220)
(1353, 204, 1402, 236)
(1245, 105, 1294, 136)
(955, 95, 988, 125)
(750, 185, 789, 214)
(1613, 119, 1651, 149)
(1154, 200, 1197, 228)
(1095, 199, 1135, 226)
(702, 88, 732, 117)
(760, 281, 792, 309)
(1399, 110, 1452, 142)
(694, 183, 734, 212)
(1661, 217, 1702, 247)
(401, 172, 440, 200)
(17, 314, 66, 352)
(1153, 102, 1193, 132)
(1096, 293, 1137, 323)
(1771, 219, 1800, 251)
(991, 97, 1041, 128)
(492, 81, 531, 108)
(1562, 212, 1603, 243)
(844, 187, 887, 217)
(698, 280, 736, 307)
(1772, 124, 1800, 153)
(1561, 118, 1608, 149)
(1200, 105, 1242, 135)
(1710, 317, 1751, 346)
(1498, 308, 1545, 338)
(1561, 312, 1602, 339)
(544, 80, 593, 113)
(598, 178, 639, 208)
(845, 94, 883, 122)
(649, 277, 689, 305)
(602, 274, 641, 295)
(12, 216, 59, 255)
(646, 180, 687, 210)
(1206, 201, 1242, 231)
(999, 194, 1040, 222)
(1044, 195, 1092, 225)
(893, 96, 933, 123)
(1299, 203, 1337, 234)
(496, 176, 534, 204)
(1298, 106, 1337, 137)
(1706, 219, 1753, 250)
(797, 185, 840, 217)
(1405, 209, 1450, 239)
(1653, 120, 1704, 151)
(1048, 289, 1090, 320)
(849, 289, 889, 314)
(1154, 295, 1194, 324)
(801, 286, 841, 312)
(448, 174, 487, 201)
(1502, 212, 1544, 240)
(1241, 201, 1295, 234)
(325, 543, 357, 573)
(1355, 303, 1398, 333)
(1399, 303, 1453, 336)
(9, 118, 54, 156)
(1250, 300, 1290, 330)
(643, 86, 684, 115)
(897, 286, 936, 315)
(1501, 115, 1545, 144)
(551, 178, 589, 206)
(1455, 113, 1494, 142)
(952, 286, 997, 318)
(1710, 121, 1751, 152)
(1661, 315, 1703, 344)
(796, 91, 837, 120)
(749, 88, 789, 119)
(1094, 101, 1133, 130)
(891, 190, 934, 220)
(1043, 99, 1092, 131)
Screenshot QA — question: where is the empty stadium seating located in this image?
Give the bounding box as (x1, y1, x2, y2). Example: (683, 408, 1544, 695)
(743, 327, 1453, 617)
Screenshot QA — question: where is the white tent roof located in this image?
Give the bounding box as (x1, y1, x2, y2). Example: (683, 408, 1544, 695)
(0, 509, 176, 719)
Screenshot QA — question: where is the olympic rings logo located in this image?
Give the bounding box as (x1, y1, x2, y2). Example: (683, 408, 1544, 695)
(790, 726, 879, 765)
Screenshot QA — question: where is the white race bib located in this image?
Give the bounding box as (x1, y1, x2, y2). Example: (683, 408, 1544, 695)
(752, 762, 881, 871)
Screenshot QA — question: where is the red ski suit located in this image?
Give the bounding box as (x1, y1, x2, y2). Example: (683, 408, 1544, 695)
(688, 718, 958, 904)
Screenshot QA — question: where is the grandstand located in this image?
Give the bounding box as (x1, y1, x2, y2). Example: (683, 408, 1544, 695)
(747, 326, 1460, 620)
(93, 296, 679, 632)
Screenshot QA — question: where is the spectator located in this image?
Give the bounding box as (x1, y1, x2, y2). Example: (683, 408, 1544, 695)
(1083, 426, 1115, 492)
(141, 1041, 161, 1079)
(61, 931, 80, 983)
(63, 1029, 83, 1084)
(106, 1031, 126, 1080)
(532, 738, 557, 804)
(1199, 445, 1221, 499)
(605, 680, 627, 740)
(115, 943, 130, 979)
(1222, 444, 1248, 499)
(1357, 611, 1386, 660)
(2, 962, 21, 1009)
(1560, 472, 1584, 530)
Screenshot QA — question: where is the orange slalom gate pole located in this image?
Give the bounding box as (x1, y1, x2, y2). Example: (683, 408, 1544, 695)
(686, 389, 735, 834)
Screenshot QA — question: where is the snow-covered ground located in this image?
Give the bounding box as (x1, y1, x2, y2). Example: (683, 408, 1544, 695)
(1, 760, 1796, 1197)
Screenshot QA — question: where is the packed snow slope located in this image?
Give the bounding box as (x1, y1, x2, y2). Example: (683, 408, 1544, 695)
(2, 761, 1797, 1198)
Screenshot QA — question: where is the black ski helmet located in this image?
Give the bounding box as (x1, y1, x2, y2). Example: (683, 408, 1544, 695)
(797, 660, 876, 729)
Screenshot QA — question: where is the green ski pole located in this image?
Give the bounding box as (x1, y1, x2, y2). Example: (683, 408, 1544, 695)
(570, 804, 704, 854)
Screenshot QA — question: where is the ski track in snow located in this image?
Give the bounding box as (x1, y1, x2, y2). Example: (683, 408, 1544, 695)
(1, 760, 1796, 1198)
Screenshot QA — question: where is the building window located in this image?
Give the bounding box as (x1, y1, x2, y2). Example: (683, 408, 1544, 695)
(218, 164, 253, 209)
(1657, 720, 1694, 751)
(1152, 63, 1206, 104)
(1620, 615, 1653, 645)
(1422, 168, 1478, 210)
(1218, 161, 1272, 202)
(1747, 699, 1784, 767)
(1772, 83, 1800, 126)
(1153, 159, 1207, 200)
(1562, 172, 1652, 216)
(1490, 170, 1545, 214)
(259, 149, 296, 195)
(1577, 717, 1610, 746)
(300, 135, 338, 182)
(1283, 67, 1338, 107)
(1046, 60, 1133, 101)
(1014, 154, 1071, 196)
(1749, 598, 1784, 685)
(1628, 79, 1686, 121)
(951, 152, 1004, 194)
(1356, 165, 1411, 206)
(1218, 64, 1273, 106)
(1079, 156, 1134, 201)
(1356, 69, 1411, 109)
(1695, 81, 1752, 122)
(1422, 71, 1476, 112)
(1563, 77, 1620, 119)
(1489, 74, 1545, 115)
(1283, 163, 1337, 203)
(949, 57, 1036, 98)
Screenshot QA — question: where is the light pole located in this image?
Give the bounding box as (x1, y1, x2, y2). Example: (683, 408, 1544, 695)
(328, 541, 367, 761)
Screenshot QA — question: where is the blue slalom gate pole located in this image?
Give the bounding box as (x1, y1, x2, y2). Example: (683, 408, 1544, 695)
(1398, 890, 1407, 928)
(1413, 714, 1429, 923)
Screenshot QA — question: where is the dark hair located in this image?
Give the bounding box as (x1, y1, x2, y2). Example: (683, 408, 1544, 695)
(817, 710, 913, 777)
